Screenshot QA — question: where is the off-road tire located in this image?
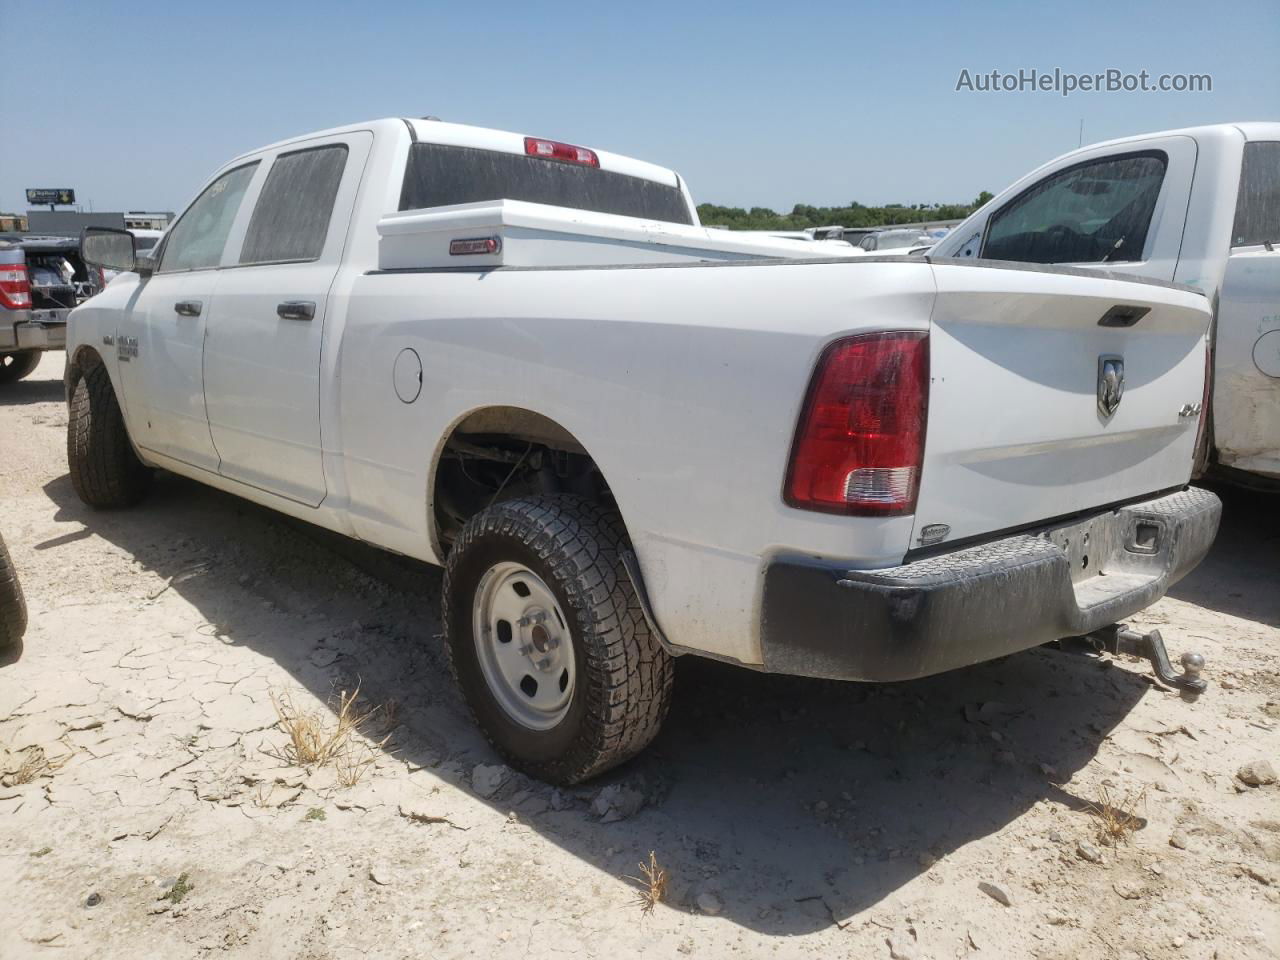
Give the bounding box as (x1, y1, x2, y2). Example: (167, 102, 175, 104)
(67, 363, 151, 508)
(0, 533, 26, 650)
(443, 495, 674, 784)
(0, 351, 41, 384)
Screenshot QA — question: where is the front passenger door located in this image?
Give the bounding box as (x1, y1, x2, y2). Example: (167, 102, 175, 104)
(115, 161, 259, 471)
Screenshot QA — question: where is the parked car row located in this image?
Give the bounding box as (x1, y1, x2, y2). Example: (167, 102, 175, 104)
(66, 115, 1261, 784)
(733, 225, 937, 253)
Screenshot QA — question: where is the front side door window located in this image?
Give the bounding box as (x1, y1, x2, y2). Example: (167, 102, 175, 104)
(158, 163, 258, 272)
(982, 152, 1167, 265)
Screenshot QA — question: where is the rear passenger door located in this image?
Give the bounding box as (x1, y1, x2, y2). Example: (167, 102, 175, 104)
(202, 132, 371, 506)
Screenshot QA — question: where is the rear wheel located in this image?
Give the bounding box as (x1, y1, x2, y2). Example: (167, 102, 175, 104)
(443, 495, 674, 784)
(0, 532, 26, 651)
(67, 363, 151, 508)
(0, 351, 41, 384)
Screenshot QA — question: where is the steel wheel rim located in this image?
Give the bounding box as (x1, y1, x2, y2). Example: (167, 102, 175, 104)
(472, 561, 575, 730)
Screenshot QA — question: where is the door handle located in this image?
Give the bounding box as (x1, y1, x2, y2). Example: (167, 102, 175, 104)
(174, 300, 202, 317)
(1097, 304, 1150, 327)
(277, 301, 315, 321)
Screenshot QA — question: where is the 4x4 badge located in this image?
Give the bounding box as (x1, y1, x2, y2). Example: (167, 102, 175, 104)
(1098, 354, 1124, 418)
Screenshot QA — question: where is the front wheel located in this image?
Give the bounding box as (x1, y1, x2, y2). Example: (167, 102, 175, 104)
(67, 363, 151, 508)
(443, 496, 674, 784)
(0, 532, 27, 651)
(0, 351, 41, 384)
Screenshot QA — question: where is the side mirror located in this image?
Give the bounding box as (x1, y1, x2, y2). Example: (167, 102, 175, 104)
(80, 227, 144, 276)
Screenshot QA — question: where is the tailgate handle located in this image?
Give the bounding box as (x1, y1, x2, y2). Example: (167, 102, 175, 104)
(1098, 304, 1150, 328)
(174, 300, 202, 317)
(277, 300, 315, 321)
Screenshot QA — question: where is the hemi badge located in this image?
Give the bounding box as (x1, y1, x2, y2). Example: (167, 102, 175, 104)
(449, 236, 501, 256)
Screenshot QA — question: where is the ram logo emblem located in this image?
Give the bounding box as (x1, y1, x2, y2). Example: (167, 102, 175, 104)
(117, 336, 139, 362)
(1097, 354, 1125, 418)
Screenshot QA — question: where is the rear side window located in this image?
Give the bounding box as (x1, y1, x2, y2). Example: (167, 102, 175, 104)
(240, 145, 348, 264)
(1232, 141, 1280, 247)
(399, 143, 693, 225)
(159, 163, 258, 273)
(982, 152, 1167, 264)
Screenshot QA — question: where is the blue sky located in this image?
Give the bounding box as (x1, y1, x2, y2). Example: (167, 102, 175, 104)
(3, 0, 1276, 215)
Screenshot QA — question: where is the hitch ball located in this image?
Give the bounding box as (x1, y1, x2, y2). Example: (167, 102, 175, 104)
(1180, 651, 1205, 681)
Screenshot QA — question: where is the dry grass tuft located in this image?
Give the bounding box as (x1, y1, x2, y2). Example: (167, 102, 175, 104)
(1085, 784, 1149, 846)
(625, 851, 669, 916)
(334, 743, 379, 788)
(269, 686, 389, 787)
(2, 746, 71, 787)
(271, 687, 367, 767)
(378, 698, 401, 731)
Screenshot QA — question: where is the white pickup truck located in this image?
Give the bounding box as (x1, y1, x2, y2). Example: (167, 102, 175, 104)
(932, 123, 1280, 488)
(70, 118, 1220, 783)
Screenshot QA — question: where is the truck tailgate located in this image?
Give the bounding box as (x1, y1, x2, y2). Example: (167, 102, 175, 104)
(913, 261, 1210, 547)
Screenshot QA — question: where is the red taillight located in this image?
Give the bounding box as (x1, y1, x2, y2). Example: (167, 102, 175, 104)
(785, 332, 929, 516)
(524, 136, 599, 167)
(0, 261, 31, 309)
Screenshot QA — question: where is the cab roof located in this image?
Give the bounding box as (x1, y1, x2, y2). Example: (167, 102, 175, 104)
(1058, 121, 1280, 160)
(225, 117, 681, 189)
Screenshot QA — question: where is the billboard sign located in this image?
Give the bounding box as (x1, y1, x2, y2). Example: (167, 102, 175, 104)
(26, 188, 76, 206)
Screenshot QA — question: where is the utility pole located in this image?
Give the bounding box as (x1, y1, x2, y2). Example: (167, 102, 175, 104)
(1078, 119, 1084, 148)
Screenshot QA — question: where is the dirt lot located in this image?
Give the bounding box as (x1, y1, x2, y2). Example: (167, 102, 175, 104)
(1, 352, 1277, 959)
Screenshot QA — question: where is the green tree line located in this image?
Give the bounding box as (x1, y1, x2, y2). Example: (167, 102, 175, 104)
(697, 192, 994, 230)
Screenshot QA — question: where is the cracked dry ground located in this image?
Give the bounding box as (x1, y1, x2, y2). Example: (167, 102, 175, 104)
(1, 354, 1278, 960)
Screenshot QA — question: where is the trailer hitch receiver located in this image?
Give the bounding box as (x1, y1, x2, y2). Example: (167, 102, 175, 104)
(1075, 624, 1207, 696)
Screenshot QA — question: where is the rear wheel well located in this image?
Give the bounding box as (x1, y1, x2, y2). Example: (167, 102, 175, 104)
(432, 407, 612, 551)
